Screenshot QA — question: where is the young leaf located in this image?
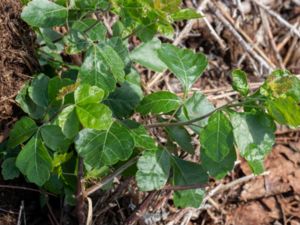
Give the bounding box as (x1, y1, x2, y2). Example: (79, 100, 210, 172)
(267, 96, 300, 127)
(172, 157, 208, 208)
(75, 122, 134, 168)
(21, 0, 68, 27)
(58, 105, 80, 139)
(41, 125, 71, 152)
(76, 104, 113, 130)
(28, 74, 50, 108)
(136, 149, 170, 191)
(74, 84, 104, 105)
(178, 92, 215, 133)
(1, 158, 20, 180)
(201, 147, 236, 179)
(171, 8, 202, 21)
(165, 126, 194, 154)
(8, 117, 38, 148)
(137, 91, 181, 115)
(130, 38, 167, 72)
(158, 44, 207, 91)
(200, 111, 234, 162)
(16, 135, 52, 186)
(230, 111, 275, 174)
(231, 69, 249, 96)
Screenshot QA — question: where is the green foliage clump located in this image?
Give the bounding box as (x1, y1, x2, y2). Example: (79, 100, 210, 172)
(1, 0, 300, 208)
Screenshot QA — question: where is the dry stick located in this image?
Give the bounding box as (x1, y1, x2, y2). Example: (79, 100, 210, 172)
(125, 191, 158, 225)
(86, 156, 138, 196)
(259, 8, 285, 68)
(17, 201, 24, 225)
(147, 0, 211, 89)
(251, 0, 300, 39)
(283, 37, 298, 66)
(210, 3, 274, 74)
(214, 1, 276, 69)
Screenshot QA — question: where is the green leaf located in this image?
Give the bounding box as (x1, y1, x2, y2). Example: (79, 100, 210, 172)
(130, 38, 167, 72)
(178, 92, 214, 133)
(75, 122, 134, 168)
(267, 96, 300, 127)
(230, 111, 275, 174)
(165, 126, 194, 154)
(79, 44, 118, 94)
(8, 117, 38, 148)
(58, 105, 80, 139)
(200, 111, 234, 162)
(104, 71, 143, 118)
(72, 19, 107, 41)
(75, 0, 110, 10)
(41, 125, 71, 152)
(107, 37, 131, 66)
(43, 175, 64, 194)
(99, 43, 126, 83)
(28, 74, 50, 108)
(201, 146, 236, 179)
(172, 157, 208, 208)
(76, 103, 113, 130)
(231, 69, 249, 96)
(16, 84, 45, 120)
(158, 44, 207, 91)
(74, 84, 104, 105)
(136, 149, 170, 191)
(171, 8, 202, 21)
(126, 122, 157, 151)
(1, 158, 20, 180)
(137, 91, 181, 115)
(21, 0, 68, 27)
(16, 135, 52, 186)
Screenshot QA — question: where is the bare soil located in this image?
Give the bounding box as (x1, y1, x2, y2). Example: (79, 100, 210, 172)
(0, 0, 38, 140)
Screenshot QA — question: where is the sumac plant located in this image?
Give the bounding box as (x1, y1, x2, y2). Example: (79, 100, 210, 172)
(2, 0, 300, 215)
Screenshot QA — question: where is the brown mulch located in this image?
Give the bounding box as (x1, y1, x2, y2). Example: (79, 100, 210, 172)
(0, 0, 38, 141)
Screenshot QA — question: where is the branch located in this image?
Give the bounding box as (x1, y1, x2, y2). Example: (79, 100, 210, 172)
(145, 101, 244, 128)
(86, 156, 139, 196)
